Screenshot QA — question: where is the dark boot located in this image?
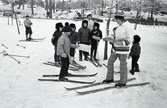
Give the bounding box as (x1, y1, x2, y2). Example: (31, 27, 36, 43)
(59, 77, 68, 81)
(79, 50, 82, 61)
(103, 79, 114, 83)
(130, 69, 135, 75)
(115, 83, 126, 87)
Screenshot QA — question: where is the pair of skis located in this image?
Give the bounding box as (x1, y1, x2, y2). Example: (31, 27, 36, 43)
(43, 61, 86, 71)
(64, 78, 150, 95)
(38, 73, 97, 84)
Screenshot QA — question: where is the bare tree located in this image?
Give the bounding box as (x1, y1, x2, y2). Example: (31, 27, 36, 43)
(31, 0, 34, 16)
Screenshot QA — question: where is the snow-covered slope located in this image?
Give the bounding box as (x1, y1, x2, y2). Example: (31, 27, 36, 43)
(0, 16, 167, 108)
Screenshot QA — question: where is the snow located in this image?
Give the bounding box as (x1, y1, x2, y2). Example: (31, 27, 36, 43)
(0, 16, 167, 108)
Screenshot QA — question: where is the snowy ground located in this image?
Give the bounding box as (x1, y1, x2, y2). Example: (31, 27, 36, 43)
(0, 16, 167, 108)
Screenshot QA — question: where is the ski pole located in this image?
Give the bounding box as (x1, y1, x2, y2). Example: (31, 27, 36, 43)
(0, 50, 5, 54)
(1, 44, 8, 49)
(16, 44, 26, 49)
(4, 53, 21, 64)
(7, 54, 30, 58)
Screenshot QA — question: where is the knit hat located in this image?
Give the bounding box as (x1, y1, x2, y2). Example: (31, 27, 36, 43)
(70, 23, 76, 28)
(93, 22, 99, 29)
(62, 26, 71, 32)
(56, 22, 63, 30)
(134, 35, 141, 43)
(82, 20, 88, 24)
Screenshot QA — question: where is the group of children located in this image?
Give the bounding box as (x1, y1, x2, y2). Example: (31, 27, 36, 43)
(51, 18, 102, 81)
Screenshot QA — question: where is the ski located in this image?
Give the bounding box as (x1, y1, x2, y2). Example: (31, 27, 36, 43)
(65, 78, 136, 91)
(38, 78, 96, 84)
(43, 62, 79, 71)
(89, 60, 99, 67)
(70, 61, 86, 69)
(94, 60, 102, 67)
(76, 82, 150, 95)
(103, 63, 108, 68)
(19, 40, 41, 42)
(31, 37, 46, 41)
(43, 73, 97, 77)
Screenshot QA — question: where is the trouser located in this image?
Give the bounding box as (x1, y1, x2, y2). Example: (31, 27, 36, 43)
(106, 52, 128, 84)
(59, 57, 69, 78)
(79, 50, 89, 60)
(25, 27, 32, 39)
(54, 46, 61, 64)
(90, 42, 98, 60)
(131, 55, 140, 71)
(70, 48, 75, 57)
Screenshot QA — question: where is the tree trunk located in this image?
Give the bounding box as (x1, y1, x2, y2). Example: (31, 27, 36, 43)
(49, 0, 52, 18)
(62, 0, 64, 11)
(31, 0, 34, 16)
(104, 3, 112, 60)
(18, 0, 21, 9)
(53, 0, 55, 13)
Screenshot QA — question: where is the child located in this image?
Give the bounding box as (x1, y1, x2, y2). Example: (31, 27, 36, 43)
(129, 35, 141, 75)
(24, 15, 32, 40)
(57, 27, 72, 81)
(90, 22, 102, 61)
(69, 23, 79, 63)
(51, 22, 63, 65)
(63, 22, 70, 31)
(78, 20, 91, 61)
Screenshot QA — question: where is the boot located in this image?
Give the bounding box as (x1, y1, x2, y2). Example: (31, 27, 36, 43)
(59, 77, 68, 81)
(130, 69, 135, 75)
(103, 79, 114, 83)
(115, 83, 126, 87)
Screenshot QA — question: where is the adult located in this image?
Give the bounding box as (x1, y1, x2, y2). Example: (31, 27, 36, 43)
(87, 14, 94, 31)
(103, 14, 131, 87)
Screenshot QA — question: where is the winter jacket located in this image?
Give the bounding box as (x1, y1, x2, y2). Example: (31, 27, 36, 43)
(57, 33, 71, 57)
(52, 31, 62, 46)
(24, 19, 32, 27)
(129, 43, 141, 56)
(69, 31, 79, 44)
(90, 29, 102, 44)
(114, 21, 131, 54)
(78, 28, 91, 44)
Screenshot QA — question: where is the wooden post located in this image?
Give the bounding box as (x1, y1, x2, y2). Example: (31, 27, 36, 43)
(12, 2, 20, 34)
(104, 2, 112, 60)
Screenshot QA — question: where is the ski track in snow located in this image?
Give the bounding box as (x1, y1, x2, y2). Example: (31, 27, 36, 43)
(0, 16, 167, 108)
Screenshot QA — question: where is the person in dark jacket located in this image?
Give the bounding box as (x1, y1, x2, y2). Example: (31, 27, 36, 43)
(90, 22, 102, 61)
(129, 35, 141, 75)
(24, 15, 33, 40)
(78, 20, 91, 61)
(69, 23, 79, 62)
(57, 27, 72, 81)
(51, 22, 63, 65)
